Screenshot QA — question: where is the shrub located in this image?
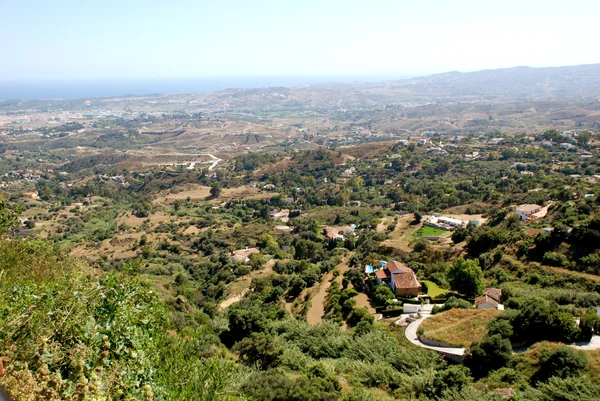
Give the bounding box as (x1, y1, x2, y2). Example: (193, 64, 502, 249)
(464, 334, 513, 378)
(532, 346, 588, 384)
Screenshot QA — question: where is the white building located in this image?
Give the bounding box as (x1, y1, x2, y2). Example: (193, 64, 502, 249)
(516, 204, 542, 221)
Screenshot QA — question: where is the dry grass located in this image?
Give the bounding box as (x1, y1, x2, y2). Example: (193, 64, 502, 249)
(419, 308, 500, 347)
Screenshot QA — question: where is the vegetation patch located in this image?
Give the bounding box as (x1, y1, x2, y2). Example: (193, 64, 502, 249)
(413, 225, 451, 238)
(422, 280, 450, 299)
(418, 309, 500, 347)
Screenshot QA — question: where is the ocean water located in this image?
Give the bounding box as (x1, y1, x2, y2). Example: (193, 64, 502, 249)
(0, 74, 408, 101)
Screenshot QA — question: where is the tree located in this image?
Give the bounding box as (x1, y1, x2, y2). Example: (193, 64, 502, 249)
(532, 346, 588, 384)
(413, 212, 422, 224)
(288, 275, 306, 297)
(347, 307, 374, 327)
(452, 226, 470, 244)
(464, 334, 513, 378)
(210, 181, 222, 198)
(173, 199, 181, 212)
(373, 285, 394, 306)
(447, 258, 484, 298)
(578, 313, 600, 342)
(509, 298, 581, 345)
(233, 332, 284, 370)
(428, 365, 472, 398)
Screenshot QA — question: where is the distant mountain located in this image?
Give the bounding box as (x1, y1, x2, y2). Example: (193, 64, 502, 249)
(398, 64, 600, 100)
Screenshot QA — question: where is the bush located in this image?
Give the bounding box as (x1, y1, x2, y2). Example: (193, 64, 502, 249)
(233, 332, 284, 370)
(532, 346, 588, 384)
(440, 296, 473, 312)
(464, 334, 513, 378)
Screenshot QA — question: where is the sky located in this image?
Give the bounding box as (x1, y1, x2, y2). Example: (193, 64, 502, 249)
(1, 0, 599, 81)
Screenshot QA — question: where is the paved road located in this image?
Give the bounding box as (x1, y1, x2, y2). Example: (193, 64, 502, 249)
(404, 311, 465, 356)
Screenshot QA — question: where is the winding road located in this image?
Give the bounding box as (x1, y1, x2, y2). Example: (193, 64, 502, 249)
(205, 153, 221, 170)
(405, 309, 600, 357)
(404, 311, 465, 357)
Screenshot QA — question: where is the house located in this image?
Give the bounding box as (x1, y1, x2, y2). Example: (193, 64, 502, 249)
(475, 288, 504, 310)
(324, 225, 355, 240)
(340, 167, 355, 178)
(22, 191, 40, 200)
(560, 142, 575, 150)
(231, 247, 260, 263)
(271, 208, 290, 222)
(424, 215, 465, 230)
(369, 260, 421, 297)
(516, 204, 542, 221)
(388, 261, 421, 297)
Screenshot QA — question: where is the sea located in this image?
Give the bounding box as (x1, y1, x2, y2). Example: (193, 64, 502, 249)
(0, 74, 409, 101)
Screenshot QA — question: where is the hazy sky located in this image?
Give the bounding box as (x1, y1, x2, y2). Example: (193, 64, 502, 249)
(2, 0, 599, 80)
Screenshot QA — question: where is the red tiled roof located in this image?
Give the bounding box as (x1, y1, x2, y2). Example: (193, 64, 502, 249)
(387, 260, 404, 273)
(388, 261, 420, 289)
(475, 295, 499, 307)
(374, 269, 389, 280)
(484, 288, 502, 303)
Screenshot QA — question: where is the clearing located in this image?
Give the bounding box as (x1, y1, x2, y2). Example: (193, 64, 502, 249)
(381, 214, 415, 252)
(418, 308, 500, 348)
(422, 280, 450, 299)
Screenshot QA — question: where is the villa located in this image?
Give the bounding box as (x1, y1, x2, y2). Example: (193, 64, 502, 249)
(366, 260, 421, 297)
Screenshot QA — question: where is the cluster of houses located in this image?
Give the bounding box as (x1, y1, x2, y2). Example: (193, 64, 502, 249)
(3, 169, 44, 182)
(365, 260, 507, 313)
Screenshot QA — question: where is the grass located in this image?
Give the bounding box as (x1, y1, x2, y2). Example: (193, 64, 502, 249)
(418, 308, 500, 347)
(412, 225, 451, 238)
(422, 280, 449, 299)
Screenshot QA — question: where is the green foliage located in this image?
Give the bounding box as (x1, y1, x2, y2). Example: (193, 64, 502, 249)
(466, 227, 506, 256)
(513, 376, 600, 401)
(0, 198, 20, 235)
(435, 296, 473, 313)
(241, 369, 341, 401)
(0, 240, 168, 400)
(210, 181, 222, 197)
(372, 285, 395, 306)
(578, 312, 600, 342)
(532, 346, 588, 384)
(233, 332, 284, 370)
(447, 258, 484, 298)
(427, 365, 473, 399)
(508, 298, 581, 345)
(464, 334, 513, 378)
